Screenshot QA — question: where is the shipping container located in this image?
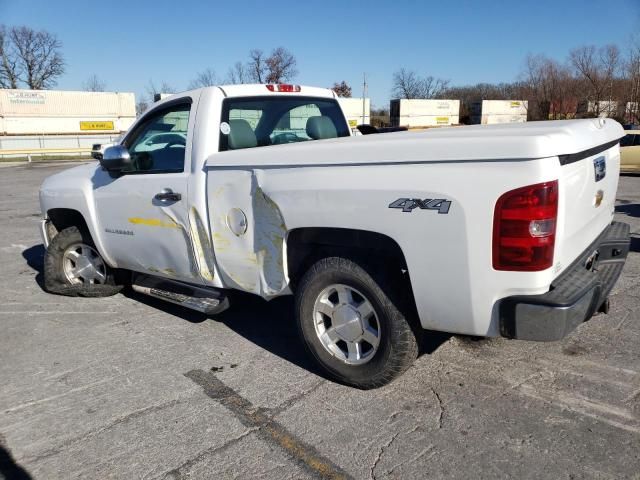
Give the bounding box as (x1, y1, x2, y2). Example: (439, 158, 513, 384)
(584, 100, 619, 118)
(390, 99, 460, 127)
(470, 114, 528, 125)
(469, 100, 528, 116)
(468, 100, 527, 124)
(0, 89, 136, 135)
(337, 98, 370, 128)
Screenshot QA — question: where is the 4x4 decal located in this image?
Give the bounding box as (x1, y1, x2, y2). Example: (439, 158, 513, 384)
(389, 198, 452, 214)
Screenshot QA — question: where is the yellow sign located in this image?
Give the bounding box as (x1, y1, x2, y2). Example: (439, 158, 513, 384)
(348, 119, 358, 127)
(80, 121, 114, 131)
(510, 101, 521, 107)
(436, 117, 450, 124)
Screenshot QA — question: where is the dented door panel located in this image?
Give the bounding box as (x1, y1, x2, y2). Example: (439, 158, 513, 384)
(205, 169, 288, 298)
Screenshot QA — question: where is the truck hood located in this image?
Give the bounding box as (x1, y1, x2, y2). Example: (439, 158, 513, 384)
(207, 119, 624, 168)
(40, 162, 99, 192)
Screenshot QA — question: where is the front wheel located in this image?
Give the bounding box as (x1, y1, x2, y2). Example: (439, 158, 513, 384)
(295, 256, 419, 389)
(44, 226, 123, 297)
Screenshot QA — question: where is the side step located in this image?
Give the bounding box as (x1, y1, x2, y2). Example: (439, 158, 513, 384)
(131, 274, 230, 315)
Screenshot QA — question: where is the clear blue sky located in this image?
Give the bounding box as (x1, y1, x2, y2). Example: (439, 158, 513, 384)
(1, 0, 639, 107)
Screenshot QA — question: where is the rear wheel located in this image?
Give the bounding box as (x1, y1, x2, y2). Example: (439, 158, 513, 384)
(295, 256, 419, 389)
(44, 226, 122, 297)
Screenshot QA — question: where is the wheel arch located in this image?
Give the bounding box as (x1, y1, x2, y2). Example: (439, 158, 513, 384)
(286, 227, 417, 317)
(47, 208, 90, 235)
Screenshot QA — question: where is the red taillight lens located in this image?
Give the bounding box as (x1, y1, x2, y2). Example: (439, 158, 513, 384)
(265, 84, 301, 92)
(493, 180, 558, 271)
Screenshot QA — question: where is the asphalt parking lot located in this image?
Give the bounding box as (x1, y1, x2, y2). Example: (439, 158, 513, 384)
(0, 161, 639, 480)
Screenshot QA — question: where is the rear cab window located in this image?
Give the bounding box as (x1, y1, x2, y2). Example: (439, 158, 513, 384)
(219, 96, 350, 152)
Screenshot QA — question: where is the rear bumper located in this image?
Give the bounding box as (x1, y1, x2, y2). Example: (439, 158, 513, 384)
(498, 221, 630, 341)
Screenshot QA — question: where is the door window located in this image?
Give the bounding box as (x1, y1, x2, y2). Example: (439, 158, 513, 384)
(123, 104, 190, 173)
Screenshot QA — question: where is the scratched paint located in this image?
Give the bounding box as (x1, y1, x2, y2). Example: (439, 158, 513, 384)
(252, 182, 288, 296)
(128, 217, 180, 228)
(189, 207, 216, 282)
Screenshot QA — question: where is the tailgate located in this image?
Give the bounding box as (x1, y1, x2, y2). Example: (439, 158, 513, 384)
(556, 140, 621, 275)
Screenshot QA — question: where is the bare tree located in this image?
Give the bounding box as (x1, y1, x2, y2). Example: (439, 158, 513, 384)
(5, 25, 65, 89)
(391, 69, 449, 99)
(332, 80, 352, 97)
(421, 76, 449, 98)
(265, 47, 297, 83)
(623, 37, 640, 123)
(520, 54, 576, 120)
(145, 79, 176, 99)
(248, 49, 266, 83)
(0, 26, 20, 88)
(570, 44, 621, 116)
(83, 73, 106, 92)
(188, 68, 218, 89)
(136, 99, 149, 116)
(226, 61, 248, 84)
(391, 68, 423, 99)
(246, 47, 297, 84)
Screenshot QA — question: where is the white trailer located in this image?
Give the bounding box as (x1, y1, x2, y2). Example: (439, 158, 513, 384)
(586, 101, 619, 118)
(469, 100, 528, 125)
(337, 98, 370, 128)
(0, 89, 136, 135)
(390, 99, 459, 128)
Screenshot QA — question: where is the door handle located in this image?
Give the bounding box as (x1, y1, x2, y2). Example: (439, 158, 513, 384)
(154, 188, 182, 202)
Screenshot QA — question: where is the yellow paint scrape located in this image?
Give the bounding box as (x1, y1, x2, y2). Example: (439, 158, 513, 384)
(128, 217, 180, 229)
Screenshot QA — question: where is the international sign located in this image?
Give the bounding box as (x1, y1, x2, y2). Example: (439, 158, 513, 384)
(8, 91, 45, 104)
(80, 121, 114, 131)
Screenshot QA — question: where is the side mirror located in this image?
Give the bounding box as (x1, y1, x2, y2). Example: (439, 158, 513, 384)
(100, 145, 131, 175)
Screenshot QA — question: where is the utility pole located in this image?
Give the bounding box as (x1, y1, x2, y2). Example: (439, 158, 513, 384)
(362, 73, 367, 125)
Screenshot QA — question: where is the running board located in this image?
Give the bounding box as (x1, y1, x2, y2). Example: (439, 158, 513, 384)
(131, 275, 229, 315)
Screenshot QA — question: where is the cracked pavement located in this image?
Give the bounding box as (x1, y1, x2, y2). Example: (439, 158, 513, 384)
(0, 162, 639, 479)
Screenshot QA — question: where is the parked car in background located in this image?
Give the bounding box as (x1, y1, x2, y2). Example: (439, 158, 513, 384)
(356, 125, 408, 135)
(91, 143, 112, 160)
(620, 130, 640, 173)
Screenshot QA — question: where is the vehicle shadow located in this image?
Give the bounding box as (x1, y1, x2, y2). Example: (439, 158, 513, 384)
(124, 287, 451, 380)
(0, 443, 33, 480)
(615, 203, 640, 218)
(210, 291, 451, 375)
(18, 243, 451, 381)
(21, 244, 45, 290)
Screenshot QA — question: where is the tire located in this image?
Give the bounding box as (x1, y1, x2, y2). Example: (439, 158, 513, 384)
(295, 256, 419, 389)
(44, 226, 123, 297)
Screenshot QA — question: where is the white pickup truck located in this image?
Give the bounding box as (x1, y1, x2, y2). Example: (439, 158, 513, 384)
(39, 84, 630, 388)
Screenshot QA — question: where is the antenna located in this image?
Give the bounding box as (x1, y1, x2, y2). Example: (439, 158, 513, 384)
(362, 73, 367, 125)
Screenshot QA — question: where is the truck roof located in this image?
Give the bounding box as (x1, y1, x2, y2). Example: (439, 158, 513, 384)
(156, 84, 338, 103)
(218, 84, 337, 99)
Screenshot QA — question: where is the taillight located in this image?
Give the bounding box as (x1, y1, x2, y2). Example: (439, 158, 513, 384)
(493, 180, 558, 271)
(266, 84, 301, 92)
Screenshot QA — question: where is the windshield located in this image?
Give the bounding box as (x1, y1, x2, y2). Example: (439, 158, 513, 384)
(219, 96, 350, 151)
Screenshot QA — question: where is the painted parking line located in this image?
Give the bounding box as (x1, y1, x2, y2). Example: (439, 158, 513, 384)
(185, 369, 352, 480)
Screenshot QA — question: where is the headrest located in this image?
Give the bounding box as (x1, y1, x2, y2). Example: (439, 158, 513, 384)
(306, 116, 337, 140)
(228, 119, 257, 149)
